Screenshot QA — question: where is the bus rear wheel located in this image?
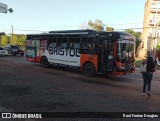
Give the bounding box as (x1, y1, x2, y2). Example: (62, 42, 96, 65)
(83, 63, 96, 76)
(40, 57, 50, 68)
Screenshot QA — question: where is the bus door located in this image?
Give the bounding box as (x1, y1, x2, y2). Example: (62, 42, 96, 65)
(98, 39, 114, 73)
(107, 40, 115, 72)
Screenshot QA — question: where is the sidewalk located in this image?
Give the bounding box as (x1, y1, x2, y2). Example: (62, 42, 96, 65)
(135, 67, 160, 77)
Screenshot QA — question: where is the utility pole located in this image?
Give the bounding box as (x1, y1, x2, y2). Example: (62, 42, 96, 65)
(11, 25, 13, 44)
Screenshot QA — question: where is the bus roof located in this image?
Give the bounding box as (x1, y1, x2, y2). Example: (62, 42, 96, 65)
(49, 29, 97, 34)
(26, 30, 134, 40)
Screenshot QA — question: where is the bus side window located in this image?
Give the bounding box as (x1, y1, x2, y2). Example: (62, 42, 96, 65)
(75, 38, 80, 49)
(68, 38, 74, 48)
(88, 37, 96, 54)
(88, 37, 96, 49)
(48, 38, 56, 47)
(74, 38, 80, 54)
(108, 40, 114, 54)
(81, 37, 88, 54)
(52, 38, 56, 47)
(81, 37, 88, 49)
(56, 38, 62, 47)
(62, 38, 68, 48)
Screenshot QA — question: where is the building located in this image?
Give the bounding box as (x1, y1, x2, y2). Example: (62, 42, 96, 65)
(140, 0, 160, 58)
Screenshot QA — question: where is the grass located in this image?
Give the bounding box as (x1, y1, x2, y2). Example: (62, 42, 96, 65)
(135, 59, 143, 68)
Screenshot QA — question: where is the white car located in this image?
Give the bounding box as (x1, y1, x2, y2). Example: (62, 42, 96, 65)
(0, 47, 7, 56)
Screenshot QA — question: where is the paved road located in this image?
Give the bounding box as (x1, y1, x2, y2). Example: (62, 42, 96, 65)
(0, 56, 160, 121)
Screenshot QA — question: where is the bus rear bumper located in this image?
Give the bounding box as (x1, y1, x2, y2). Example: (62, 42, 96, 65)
(26, 57, 40, 63)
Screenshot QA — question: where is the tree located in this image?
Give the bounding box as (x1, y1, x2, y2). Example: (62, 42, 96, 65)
(0, 34, 26, 50)
(8, 34, 26, 45)
(106, 27, 114, 32)
(0, 34, 9, 46)
(88, 19, 104, 31)
(125, 29, 141, 57)
(88, 19, 115, 32)
(125, 29, 141, 38)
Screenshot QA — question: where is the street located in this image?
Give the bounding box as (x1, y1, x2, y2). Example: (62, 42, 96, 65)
(0, 56, 160, 121)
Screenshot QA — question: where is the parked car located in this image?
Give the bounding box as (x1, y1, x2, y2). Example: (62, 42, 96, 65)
(0, 47, 7, 56)
(5, 44, 24, 56)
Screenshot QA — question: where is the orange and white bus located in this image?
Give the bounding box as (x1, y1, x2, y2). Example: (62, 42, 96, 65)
(26, 30, 135, 76)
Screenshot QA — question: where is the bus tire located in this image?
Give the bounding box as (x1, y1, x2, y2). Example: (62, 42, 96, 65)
(40, 57, 50, 68)
(83, 62, 96, 76)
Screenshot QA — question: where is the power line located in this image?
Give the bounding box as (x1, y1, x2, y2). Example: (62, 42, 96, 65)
(0, 23, 143, 30)
(14, 29, 49, 32)
(115, 26, 158, 30)
(106, 22, 143, 26)
(0, 29, 10, 31)
(1, 26, 157, 34)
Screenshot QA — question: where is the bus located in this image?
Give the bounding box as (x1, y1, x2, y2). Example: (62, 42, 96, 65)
(26, 30, 135, 76)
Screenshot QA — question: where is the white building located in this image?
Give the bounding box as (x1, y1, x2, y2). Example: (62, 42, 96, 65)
(140, 0, 160, 58)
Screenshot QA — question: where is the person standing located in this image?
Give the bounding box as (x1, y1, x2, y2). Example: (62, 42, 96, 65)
(141, 55, 160, 96)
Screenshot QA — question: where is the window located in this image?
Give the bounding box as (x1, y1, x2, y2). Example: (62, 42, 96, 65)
(68, 38, 74, 48)
(0, 47, 4, 50)
(52, 38, 57, 47)
(61, 38, 68, 48)
(75, 38, 80, 49)
(56, 38, 62, 47)
(81, 36, 97, 54)
(40, 38, 48, 47)
(88, 37, 96, 50)
(81, 37, 88, 49)
(108, 40, 114, 54)
(48, 38, 56, 47)
(26, 40, 32, 46)
(11, 45, 20, 49)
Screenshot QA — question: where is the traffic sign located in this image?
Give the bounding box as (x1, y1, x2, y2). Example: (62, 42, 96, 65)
(0, 2, 8, 13)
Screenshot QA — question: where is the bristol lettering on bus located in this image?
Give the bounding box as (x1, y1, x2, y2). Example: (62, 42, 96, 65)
(26, 30, 135, 76)
(48, 44, 80, 57)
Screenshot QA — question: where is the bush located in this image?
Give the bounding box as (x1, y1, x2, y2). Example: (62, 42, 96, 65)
(135, 59, 143, 68)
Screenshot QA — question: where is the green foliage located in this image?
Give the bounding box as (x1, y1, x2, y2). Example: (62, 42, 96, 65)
(125, 29, 141, 40)
(88, 19, 115, 32)
(135, 59, 143, 68)
(0, 35, 9, 46)
(11, 34, 26, 45)
(157, 45, 160, 51)
(106, 27, 114, 32)
(88, 19, 104, 31)
(125, 29, 142, 57)
(0, 33, 26, 47)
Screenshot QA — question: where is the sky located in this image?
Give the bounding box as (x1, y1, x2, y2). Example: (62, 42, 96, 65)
(0, 0, 147, 34)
